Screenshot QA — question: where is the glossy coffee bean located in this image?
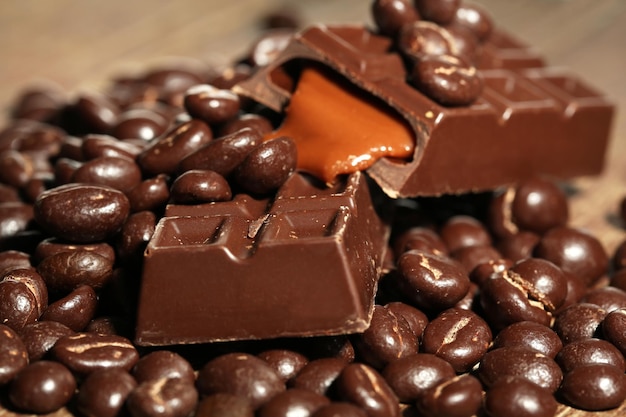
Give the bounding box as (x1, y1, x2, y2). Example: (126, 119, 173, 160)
(54, 157, 82, 185)
(81, 133, 143, 160)
(0, 183, 20, 203)
(247, 28, 294, 67)
(602, 308, 626, 356)
(234, 136, 297, 195)
(560, 364, 626, 411)
(393, 227, 448, 258)
(417, 374, 482, 417)
(0, 280, 39, 330)
(422, 308, 491, 372)
(111, 108, 169, 141)
(510, 257, 568, 312)
(0, 150, 34, 188)
(12, 84, 65, 122)
(411, 54, 482, 106)
(397, 21, 456, 59)
(311, 403, 367, 417)
(440, 24, 480, 64)
(76, 368, 137, 417)
(9, 360, 76, 414)
(478, 347, 562, 393)
(397, 250, 470, 311)
(290, 358, 344, 395)
(178, 127, 261, 177)
(535, 226, 608, 286)
(52, 332, 139, 375)
(384, 301, 428, 342)
(382, 353, 455, 402)
(0, 202, 34, 238)
(195, 393, 254, 417)
(197, 353, 285, 409)
(138, 119, 212, 176)
(493, 321, 562, 359)
(469, 258, 511, 286)
(439, 215, 491, 252)
(170, 170, 231, 204)
(497, 231, 540, 262)
(219, 113, 274, 137)
(353, 304, 418, 369)
(450, 3, 493, 41)
(371, 0, 420, 37)
(18, 321, 74, 361)
(127, 377, 198, 417)
(38, 249, 113, 292)
(414, 0, 459, 24)
(336, 363, 400, 417)
(40, 285, 98, 331)
(556, 338, 625, 373)
(0, 250, 32, 275)
(451, 244, 501, 274)
(116, 211, 156, 263)
(73, 92, 120, 134)
(127, 175, 170, 213)
(581, 286, 626, 313)
(257, 388, 330, 417)
(34, 238, 115, 264)
(258, 349, 309, 383)
(553, 302, 607, 344)
(0, 324, 29, 385)
(184, 85, 241, 125)
(511, 178, 568, 234)
(484, 376, 557, 417)
(34, 183, 130, 243)
(132, 350, 195, 385)
(72, 156, 142, 193)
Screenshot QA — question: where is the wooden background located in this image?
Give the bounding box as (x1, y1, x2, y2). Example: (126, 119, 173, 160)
(0, 0, 625, 416)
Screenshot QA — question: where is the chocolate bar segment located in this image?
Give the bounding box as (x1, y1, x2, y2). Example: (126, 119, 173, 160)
(135, 171, 388, 345)
(235, 25, 614, 197)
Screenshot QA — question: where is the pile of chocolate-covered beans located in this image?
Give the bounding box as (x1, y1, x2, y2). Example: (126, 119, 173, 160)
(1, 0, 624, 416)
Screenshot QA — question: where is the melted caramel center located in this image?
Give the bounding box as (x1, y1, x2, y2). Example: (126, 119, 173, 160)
(265, 66, 414, 183)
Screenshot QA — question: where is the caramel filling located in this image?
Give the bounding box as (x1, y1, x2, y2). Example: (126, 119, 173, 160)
(265, 66, 414, 183)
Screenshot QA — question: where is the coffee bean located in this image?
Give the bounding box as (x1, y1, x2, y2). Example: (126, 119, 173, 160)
(40, 285, 98, 331)
(414, 0, 460, 24)
(81, 134, 143, 160)
(247, 29, 295, 67)
(170, 170, 231, 204)
(9, 360, 76, 414)
(184, 85, 241, 125)
(72, 156, 142, 193)
(0, 202, 34, 238)
(18, 320, 74, 361)
(111, 108, 169, 141)
(197, 353, 285, 409)
(393, 227, 448, 258)
(450, 3, 493, 42)
(511, 257, 568, 312)
(73, 92, 120, 134)
(219, 114, 274, 137)
(127, 377, 198, 417)
(38, 249, 113, 292)
(451, 244, 501, 274)
(560, 364, 626, 411)
(0, 268, 47, 329)
(258, 349, 309, 383)
(132, 350, 195, 385)
(440, 25, 480, 65)
(602, 308, 626, 356)
(422, 308, 491, 372)
(138, 120, 212, 176)
(34, 183, 130, 243)
(581, 286, 626, 313)
(290, 358, 346, 396)
(52, 332, 139, 375)
(0, 251, 31, 275)
(512, 178, 569, 234)
(469, 258, 511, 286)
(126, 175, 170, 213)
(116, 211, 157, 263)
(34, 237, 116, 264)
(397, 250, 470, 311)
(0, 150, 34, 188)
(195, 393, 254, 417)
(483, 376, 557, 417)
(382, 353, 455, 402)
(257, 388, 330, 417)
(493, 321, 562, 359)
(411, 54, 482, 106)
(535, 226, 608, 287)
(553, 302, 607, 344)
(417, 374, 482, 417)
(234, 136, 297, 195)
(76, 368, 137, 417)
(311, 402, 368, 417)
(556, 338, 625, 373)
(439, 215, 491, 252)
(397, 21, 457, 59)
(496, 231, 540, 262)
(12, 84, 65, 122)
(371, 0, 420, 37)
(353, 304, 418, 369)
(478, 347, 562, 393)
(0, 324, 29, 385)
(336, 363, 400, 417)
(384, 301, 428, 342)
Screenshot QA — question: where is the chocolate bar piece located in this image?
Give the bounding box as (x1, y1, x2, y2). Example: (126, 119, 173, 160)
(135, 171, 388, 345)
(235, 25, 614, 197)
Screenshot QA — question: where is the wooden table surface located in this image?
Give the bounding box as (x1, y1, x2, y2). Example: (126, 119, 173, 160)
(1, 1, 626, 416)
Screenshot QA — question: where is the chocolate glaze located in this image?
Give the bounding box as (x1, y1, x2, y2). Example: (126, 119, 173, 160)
(235, 25, 614, 197)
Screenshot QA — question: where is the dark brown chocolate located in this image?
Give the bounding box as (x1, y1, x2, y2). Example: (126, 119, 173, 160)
(235, 25, 614, 197)
(135, 171, 388, 345)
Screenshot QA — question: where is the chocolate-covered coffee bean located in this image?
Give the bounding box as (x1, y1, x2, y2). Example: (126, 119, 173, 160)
(40, 285, 98, 331)
(247, 28, 294, 67)
(289, 358, 346, 396)
(34, 183, 130, 243)
(258, 349, 309, 383)
(34, 238, 116, 264)
(311, 403, 367, 417)
(72, 92, 120, 134)
(602, 308, 626, 356)
(393, 227, 448, 258)
(581, 286, 626, 312)
(111, 108, 169, 141)
(18, 321, 74, 361)
(439, 215, 491, 252)
(451, 244, 501, 274)
(414, 0, 460, 24)
(397, 21, 457, 59)
(336, 363, 400, 417)
(234, 136, 297, 195)
(511, 257, 568, 312)
(0, 202, 34, 238)
(497, 231, 540, 262)
(132, 350, 195, 385)
(257, 388, 330, 417)
(170, 170, 231, 204)
(52, 332, 139, 375)
(127, 377, 198, 417)
(76, 368, 137, 417)
(116, 211, 156, 263)
(493, 321, 562, 359)
(9, 360, 76, 414)
(195, 394, 254, 417)
(197, 353, 285, 409)
(371, 0, 420, 37)
(72, 156, 142, 193)
(556, 338, 625, 373)
(553, 302, 607, 344)
(0, 150, 34, 188)
(0, 250, 31, 275)
(184, 85, 240, 125)
(450, 3, 493, 42)
(0, 268, 47, 330)
(384, 301, 428, 342)
(397, 250, 470, 311)
(478, 347, 562, 393)
(0, 324, 29, 385)
(126, 175, 170, 213)
(81, 134, 143, 160)
(219, 113, 274, 137)
(422, 308, 491, 372)
(417, 374, 482, 417)
(353, 304, 418, 369)
(382, 353, 455, 402)
(560, 364, 626, 411)
(512, 177, 568, 234)
(484, 376, 557, 417)
(38, 249, 113, 292)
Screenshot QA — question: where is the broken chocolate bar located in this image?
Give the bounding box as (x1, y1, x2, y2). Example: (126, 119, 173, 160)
(235, 25, 614, 197)
(135, 171, 388, 345)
